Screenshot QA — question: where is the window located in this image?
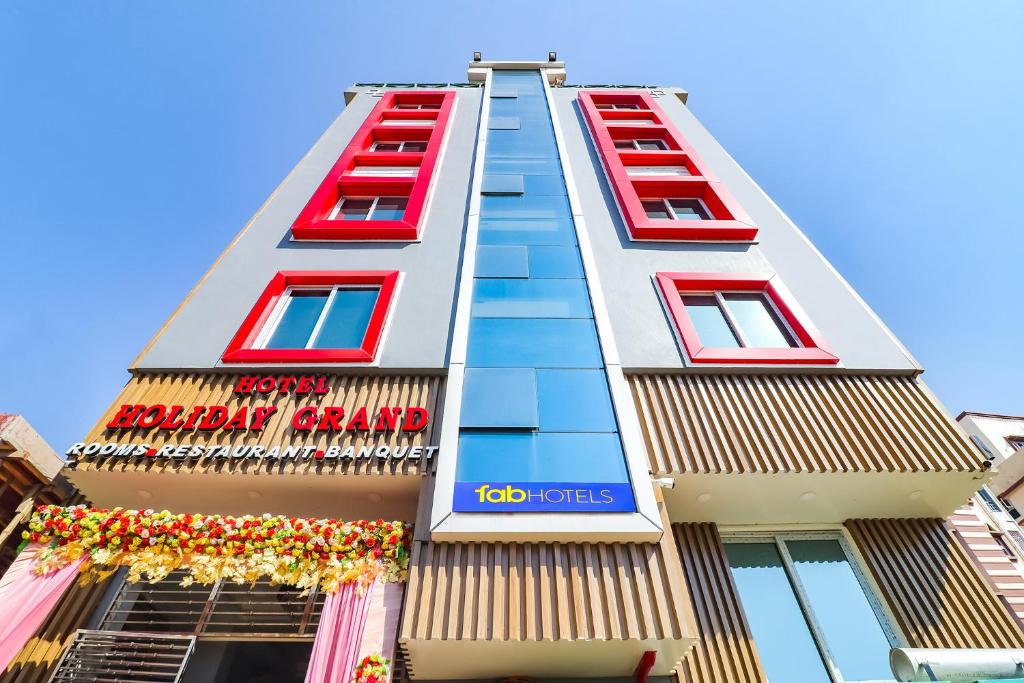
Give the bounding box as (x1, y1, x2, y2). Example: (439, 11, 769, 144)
(349, 166, 419, 177)
(1007, 436, 1024, 451)
(725, 534, 898, 683)
(656, 272, 839, 364)
(614, 138, 668, 151)
(642, 197, 711, 221)
(222, 271, 399, 364)
(370, 140, 428, 152)
(393, 102, 441, 110)
(328, 196, 408, 221)
(596, 103, 641, 110)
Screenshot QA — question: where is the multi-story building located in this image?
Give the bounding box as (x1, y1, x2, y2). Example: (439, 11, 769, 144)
(2, 55, 1022, 683)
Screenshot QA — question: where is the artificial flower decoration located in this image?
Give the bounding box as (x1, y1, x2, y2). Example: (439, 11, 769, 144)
(353, 654, 390, 683)
(21, 505, 411, 593)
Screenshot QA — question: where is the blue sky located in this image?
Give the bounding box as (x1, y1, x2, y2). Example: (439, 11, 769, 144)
(1, 1, 1022, 450)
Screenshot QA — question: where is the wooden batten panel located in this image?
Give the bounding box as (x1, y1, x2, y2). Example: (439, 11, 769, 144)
(673, 523, 767, 683)
(72, 372, 443, 476)
(628, 374, 982, 476)
(846, 518, 1024, 649)
(0, 577, 110, 683)
(400, 533, 692, 645)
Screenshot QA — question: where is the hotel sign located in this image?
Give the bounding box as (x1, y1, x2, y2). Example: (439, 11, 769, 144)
(453, 482, 636, 512)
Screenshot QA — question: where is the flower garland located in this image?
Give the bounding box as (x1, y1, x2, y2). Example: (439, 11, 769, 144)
(353, 654, 390, 683)
(22, 505, 411, 593)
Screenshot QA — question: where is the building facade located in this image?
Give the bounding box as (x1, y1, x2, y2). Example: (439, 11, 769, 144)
(2, 56, 1022, 683)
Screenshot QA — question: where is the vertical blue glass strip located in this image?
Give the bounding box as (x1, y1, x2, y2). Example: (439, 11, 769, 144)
(454, 70, 635, 514)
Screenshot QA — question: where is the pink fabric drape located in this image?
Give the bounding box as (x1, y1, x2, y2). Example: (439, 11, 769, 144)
(305, 580, 377, 683)
(0, 544, 84, 671)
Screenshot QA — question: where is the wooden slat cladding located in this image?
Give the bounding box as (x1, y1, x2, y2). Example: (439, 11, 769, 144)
(0, 577, 110, 683)
(673, 523, 767, 683)
(629, 374, 982, 476)
(73, 373, 443, 476)
(846, 518, 1024, 649)
(400, 534, 692, 644)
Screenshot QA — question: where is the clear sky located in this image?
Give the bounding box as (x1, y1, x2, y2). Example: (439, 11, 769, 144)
(1, 2, 1022, 451)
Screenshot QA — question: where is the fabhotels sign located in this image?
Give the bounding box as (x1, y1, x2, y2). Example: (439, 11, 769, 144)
(453, 482, 635, 512)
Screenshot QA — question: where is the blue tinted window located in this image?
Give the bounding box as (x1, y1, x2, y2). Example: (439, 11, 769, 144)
(484, 157, 563, 176)
(456, 433, 630, 482)
(481, 174, 524, 195)
(461, 369, 538, 429)
(466, 319, 602, 368)
(265, 291, 328, 349)
(522, 175, 566, 196)
(481, 194, 570, 221)
(489, 117, 521, 130)
(788, 540, 893, 681)
(312, 288, 379, 349)
(370, 197, 407, 221)
(537, 370, 617, 432)
(477, 219, 577, 246)
(725, 543, 832, 683)
(681, 295, 740, 348)
(723, 294, 796, 348)
(471, 279, 592, 319)
(528, 246, 582, 278)
(475, 246, 529, 278)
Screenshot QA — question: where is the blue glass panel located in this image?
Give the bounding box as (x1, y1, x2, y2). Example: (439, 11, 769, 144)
(477, 219, 577, 246)
(312, 288, 378, 349)
(471, 279, 592, 319)
(461, 368, 538, 429)
(466, 318, 602, 368)
(265, 292, 327, 349)
(522, 175, 566, 195)
(681, 295, 740, 348)
(370, 197, 407, 221)
(486, 131, 557, 158)
(723, 294, 796, 348)
(484, 157, 563, 176)
(475, 246, 529, 278)
(489, 117, 521, 130)
(481, 195, 570, 220)
(725, 543, 832, 683)
(456, 433, 630, 482)
(537, 370, 617, 432)
(788, 540, 893, 681)
(490, 87, 518, 98)
(528, 246, 583, 278)
(481, 174, 524, 195)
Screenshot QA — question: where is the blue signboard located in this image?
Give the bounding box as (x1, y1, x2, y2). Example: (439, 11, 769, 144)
(454, 482, 636, 513)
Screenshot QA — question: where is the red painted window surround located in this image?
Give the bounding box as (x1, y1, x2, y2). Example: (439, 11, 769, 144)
(579, 91, 757, 242)
(221, 271, 400, 364)
(655, 272, 839, 365)
(291, 91, 456, 241)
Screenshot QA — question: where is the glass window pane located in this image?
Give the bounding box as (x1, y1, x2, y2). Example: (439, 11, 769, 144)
(527, 246, 582, 278)
(489, 117, 521, 130)
(476, 246, 529, 278)
(636, 140, 667, 150)
(482, 174, 525, 195)
(471, 279, 592, 318)
(681, 295, 740, 348)
(787, 540, 893, 682)
(642, 200, 672, 220)
(456, 433, 630, 483)
(481, 194, 571, 221)
(725, 543, 832, 683)
(373, 142, 401, 152)
(370, 197, 407, 221)
(477, 218, 577, 246)
(667, 198, 711, 220)
(614, 140, 634, 150)
(723, 294, 796, 348)
(461, 368, 538, 429)
(264, 291, 329, 349)
(402, 141, 427, 152)
(310, 288, 379, 349)
(537, 370, 616, 432)
(337, 198, 373, 220)
(466, 318, 602, 368)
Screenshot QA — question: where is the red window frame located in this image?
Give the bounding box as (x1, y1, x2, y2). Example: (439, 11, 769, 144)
(655, 272, 838, 365)
(221, 271, 400, 364)
(291, 91, 456, 241)
(579, 91, 757, 242)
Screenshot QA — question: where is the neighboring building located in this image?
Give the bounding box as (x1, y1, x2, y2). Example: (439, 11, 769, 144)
(0, 414, 80, 572)
(1, 55, 1021, 683)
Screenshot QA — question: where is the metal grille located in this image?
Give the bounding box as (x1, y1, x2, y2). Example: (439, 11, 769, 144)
(48, 630, 194, 683)
(101, 571, 325, 637)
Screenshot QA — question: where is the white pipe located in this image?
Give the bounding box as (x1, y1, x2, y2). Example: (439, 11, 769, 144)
(891, 648, 1024, 681)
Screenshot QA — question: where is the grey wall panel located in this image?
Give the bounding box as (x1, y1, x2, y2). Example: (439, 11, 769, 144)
(552, 88, 917, 372)
(136, 88, 481, 370)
